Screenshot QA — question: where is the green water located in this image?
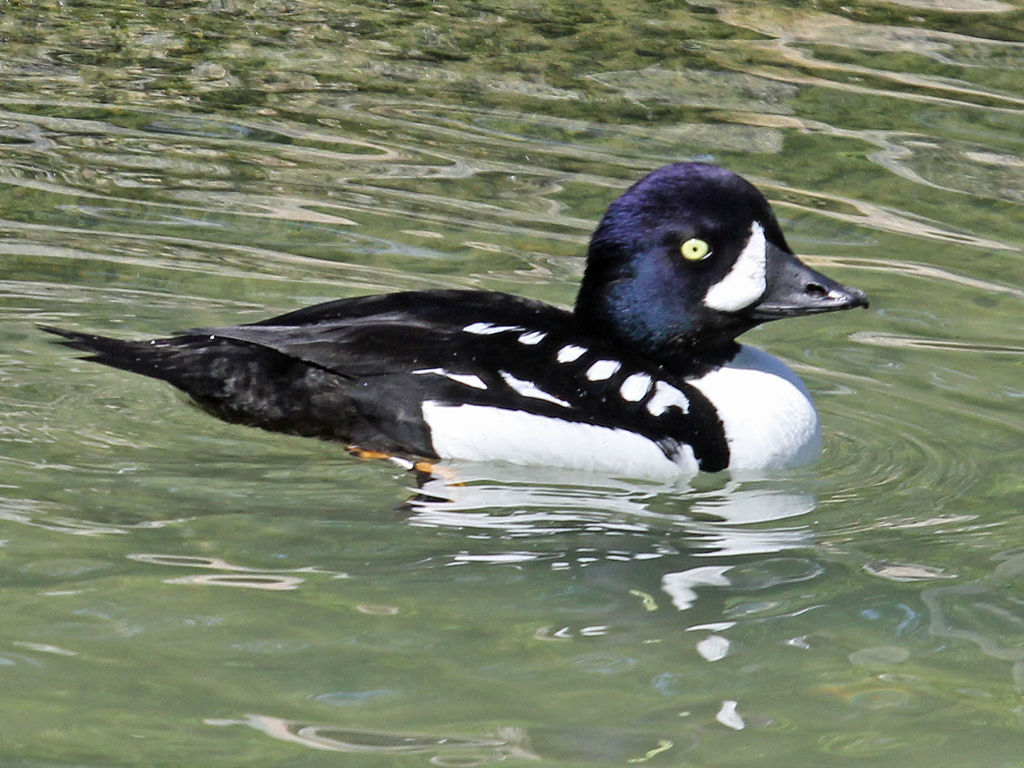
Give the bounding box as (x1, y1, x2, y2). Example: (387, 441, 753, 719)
(1, 1, 1022, 765)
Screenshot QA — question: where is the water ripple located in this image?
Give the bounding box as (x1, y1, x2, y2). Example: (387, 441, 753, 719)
(0, 3, 1021, 764)
(822, 405, 983, 505)
(851, 332, 1024, 355)
(206, 714, 533, 762)
(127, 552, 347, 590)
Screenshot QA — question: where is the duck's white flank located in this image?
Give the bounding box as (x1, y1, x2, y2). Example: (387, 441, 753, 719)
(689, 345, 821, 470)
(421, 402, 698, 478)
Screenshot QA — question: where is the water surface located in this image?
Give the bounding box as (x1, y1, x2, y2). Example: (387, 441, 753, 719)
(1, 1, 1022, 766)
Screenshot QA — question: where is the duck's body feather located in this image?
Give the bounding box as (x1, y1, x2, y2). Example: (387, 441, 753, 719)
(44, 163, 866, 479)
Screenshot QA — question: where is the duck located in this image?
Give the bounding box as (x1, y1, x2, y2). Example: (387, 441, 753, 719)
(43, 162, 868, 479)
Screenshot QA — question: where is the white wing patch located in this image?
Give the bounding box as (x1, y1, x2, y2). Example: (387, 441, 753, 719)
(619, 373, 652, 402)
(646, 381, 690, 416)
(703, 221, 767, 312)
(517, 330, 547, 345)
(585, 359, 621, 381)
(421, 402, 698, 477)
(557, 344, 587, 363)
(499, 371, 571, 408)
(463, 322, 525, 335)
(412, 368, 488, 390)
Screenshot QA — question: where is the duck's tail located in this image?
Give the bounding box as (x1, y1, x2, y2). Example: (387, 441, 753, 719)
(38, 325, 367, 444)
(39, 325, 190, 381)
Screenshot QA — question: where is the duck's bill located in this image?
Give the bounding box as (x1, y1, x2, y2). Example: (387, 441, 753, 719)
(749, 245, 869, 320)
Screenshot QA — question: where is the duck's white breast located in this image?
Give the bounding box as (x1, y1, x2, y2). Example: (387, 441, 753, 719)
(689, 345, 821, 471)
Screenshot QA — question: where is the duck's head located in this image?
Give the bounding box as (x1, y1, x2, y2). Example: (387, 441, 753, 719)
(575, 162, 868, 361)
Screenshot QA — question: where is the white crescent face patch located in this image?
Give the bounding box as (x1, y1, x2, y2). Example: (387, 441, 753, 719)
(703, 222, 767, 312)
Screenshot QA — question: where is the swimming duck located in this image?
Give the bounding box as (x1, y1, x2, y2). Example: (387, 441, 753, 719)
(44, 162, 868, 478)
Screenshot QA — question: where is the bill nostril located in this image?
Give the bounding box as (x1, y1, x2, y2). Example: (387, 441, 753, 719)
(805, 282, 828, 299)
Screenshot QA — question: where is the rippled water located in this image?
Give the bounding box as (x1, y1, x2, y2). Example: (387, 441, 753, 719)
(1, 1, 1022, 766)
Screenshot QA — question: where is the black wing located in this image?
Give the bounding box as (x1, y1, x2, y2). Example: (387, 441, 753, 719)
(202, 290, 570, 377)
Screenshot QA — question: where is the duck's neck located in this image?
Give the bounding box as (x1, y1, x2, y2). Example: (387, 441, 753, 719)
(575, 240, 750, 371)
(573, 299, 740, 378)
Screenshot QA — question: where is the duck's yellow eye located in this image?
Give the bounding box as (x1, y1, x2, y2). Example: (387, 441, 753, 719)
(680, 238, 711, 261)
